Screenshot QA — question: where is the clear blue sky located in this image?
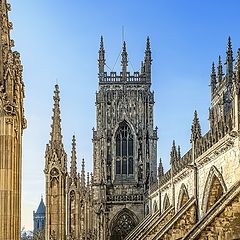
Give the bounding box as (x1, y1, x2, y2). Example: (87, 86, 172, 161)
(9, 0, 240, 230)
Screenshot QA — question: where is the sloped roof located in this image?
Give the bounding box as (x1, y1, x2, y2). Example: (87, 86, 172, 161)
(36, 197, 45, 214)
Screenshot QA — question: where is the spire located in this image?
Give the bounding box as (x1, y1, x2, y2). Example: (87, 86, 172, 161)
(50, 84, 63, 146)
(121, 41, 128, 81)
(235, 49, 240, 91)
(158, 158, 164, 178)
(144, 36, 152, 81)
(211, 62, 217, 97)
(98, 36, 105, 81)
(177, 145, 181, 160)
(218, 56, 223, 84)
(0, 1, 13, 84)
(191, 110, 202, 143)
(70, 135, 77, 178)
(170, 140, 178, 164)
(81, 158, 86, 188)
(226, 36, 234, 85)
(87, 172, 90, 190)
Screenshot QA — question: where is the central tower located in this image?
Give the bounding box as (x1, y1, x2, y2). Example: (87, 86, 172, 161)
(92, 37, 158, 240)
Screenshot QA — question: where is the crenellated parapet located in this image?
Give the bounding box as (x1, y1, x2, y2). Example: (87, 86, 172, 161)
(98, 37, 152, 84)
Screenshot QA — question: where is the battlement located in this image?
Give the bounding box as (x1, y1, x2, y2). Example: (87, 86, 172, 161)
(99, 71, 149, 84)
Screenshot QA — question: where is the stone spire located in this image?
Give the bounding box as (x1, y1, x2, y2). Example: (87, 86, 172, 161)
(87, 172, 90, 190)
(0, 0, 12, 83)
(226, 36, 234, 85)
(121, 41, 128, 81)
(234, 49, 240, 92)
(0, 2, 26, 238)
(144, 36, 152, 81)
(50, 84, 63, 146)
(177, 145, 181, 160)
(191, 110, 202, 143)
(218, 56, 223, 84)
(170, 140, 178, 164)
(70, 135, 77, 178)
(158, 158, 164, 178)
(98, 36, 105, 80)
(211, 62, 217, 98)
(81, 158, 86, 188)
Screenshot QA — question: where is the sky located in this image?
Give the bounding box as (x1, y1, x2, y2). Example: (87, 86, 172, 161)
(8, 0, 240, 230)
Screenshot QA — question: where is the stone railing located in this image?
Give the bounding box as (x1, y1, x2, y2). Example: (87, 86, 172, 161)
(99, 71, 149, 83)
(106, 194, 143, 202)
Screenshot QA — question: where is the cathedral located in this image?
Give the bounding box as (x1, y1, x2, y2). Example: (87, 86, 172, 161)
(44, 37, 158, 240)
(1, 0, 240, 239)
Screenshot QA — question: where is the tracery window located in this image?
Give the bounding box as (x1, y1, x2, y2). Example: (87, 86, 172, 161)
(111, 211, 137, 240)
(116, 121, 134, 176)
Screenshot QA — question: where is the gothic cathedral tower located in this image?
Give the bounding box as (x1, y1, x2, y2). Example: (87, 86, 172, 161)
(0, 1, 26, 239)
(92, 37, 158, 240)
(45, 85, 67, 240)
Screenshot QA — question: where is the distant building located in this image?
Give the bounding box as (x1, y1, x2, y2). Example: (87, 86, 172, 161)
(33, 196, 46, 238)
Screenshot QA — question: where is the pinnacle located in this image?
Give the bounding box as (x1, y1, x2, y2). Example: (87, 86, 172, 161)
(218, 55, 223, 83)
(191, 110, 202, 143)
(226, 36, 233, 62)
(99, 36, 104, 52)
(50, 84, 63, 145)
(70, 135, 77, 177)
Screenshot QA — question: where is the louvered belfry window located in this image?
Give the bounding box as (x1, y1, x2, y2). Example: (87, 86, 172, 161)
(116, 121, 134, 176)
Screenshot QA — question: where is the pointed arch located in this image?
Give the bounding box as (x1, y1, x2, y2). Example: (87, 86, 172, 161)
(115, 120, 134, 177)
(153, 200, 158, 213)
(110, 208, 138, 240)
(202, 166, 227, 213)
(177, 183, 189, 210)
(162, 194, 170, 212)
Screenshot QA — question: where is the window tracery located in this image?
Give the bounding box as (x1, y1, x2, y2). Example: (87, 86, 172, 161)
(116, 121, 134, 176)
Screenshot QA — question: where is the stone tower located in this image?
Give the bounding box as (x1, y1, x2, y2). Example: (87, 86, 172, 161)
(33, 196, 46, 237)
(0, 0, 26, 239)
(92, 37, 158, 240)
(45, 85, 67, 240)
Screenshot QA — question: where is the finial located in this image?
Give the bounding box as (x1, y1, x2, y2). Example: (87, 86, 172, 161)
(191, 110, 202, 143)
(121, 41, 128, 81)
(177, 145, 181, 160)
(226, 36, 234, 84)
(81, 158, 86, 187)
(170, 140, 178, 164)
(98, 36, 105, 81)
(70, 135, 77, 178)
(158, 158, 164, 178)
(87, 172, 90, 189)
(211, 62, 217, 97)
(50, 84, 63, 145)
(218, 56, 223, 84)
(234, 48, 240, 92)
(144, 36, 152, 81)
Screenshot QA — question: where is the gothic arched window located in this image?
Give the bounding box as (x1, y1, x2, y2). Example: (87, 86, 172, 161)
(116, 121, 134, 176)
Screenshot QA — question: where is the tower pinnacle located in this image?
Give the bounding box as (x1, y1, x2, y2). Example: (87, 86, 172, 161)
(211, 62, 217, 97)
(0, 0, 12, 83)
(226, 36, 234, 85)
(70, 135, 77, 178)
(81, 158, 86, 188)
(218, 56, 223, 84)
(144, 36, 152, 81)
(191, 110, 202, 143)
(50, 84, 63, 146)
(98, 36, 105, 80)
(121, 41, 128, 81)
(170, 140, 178, 163)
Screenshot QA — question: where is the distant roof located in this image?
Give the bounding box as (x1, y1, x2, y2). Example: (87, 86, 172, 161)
(36, 196, 45, 214)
